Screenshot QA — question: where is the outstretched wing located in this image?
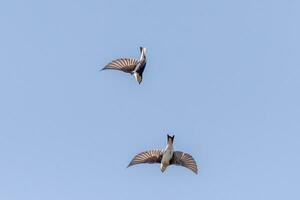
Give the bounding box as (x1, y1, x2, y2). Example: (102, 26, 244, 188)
(102, 58, 138, 73)
(127, 149, 164, 167)
(170, 151, 198, 174)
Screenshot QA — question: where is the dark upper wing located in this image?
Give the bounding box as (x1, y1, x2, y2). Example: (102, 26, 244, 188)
(102, 58, 138, 73)
(127, 149, 164, 167)
(170, 151, 198, 174)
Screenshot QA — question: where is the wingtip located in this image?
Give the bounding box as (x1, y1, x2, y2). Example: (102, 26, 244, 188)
(193, 165, 198, 175)
(98, 66, 106, 71)
(127, 162, 133, 168)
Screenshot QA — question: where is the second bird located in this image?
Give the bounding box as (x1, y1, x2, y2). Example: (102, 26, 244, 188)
(128, 135, 198, 174)
(102, 47, 147, 84)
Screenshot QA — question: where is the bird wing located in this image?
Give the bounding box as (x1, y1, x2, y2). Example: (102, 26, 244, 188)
(102, 58, 138, 73)
(170, 151, 198, 174)
(127, 149, 164, 167)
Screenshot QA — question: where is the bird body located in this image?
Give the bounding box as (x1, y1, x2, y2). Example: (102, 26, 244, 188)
(128, 134, 198, 174)
(161, 149, 173, 172)
(160, 135, 174, 172)
(102, 47, 147, 84)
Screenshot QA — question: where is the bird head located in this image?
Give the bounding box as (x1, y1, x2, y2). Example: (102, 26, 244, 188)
(138, 77, 142, 84)
(134, 72, 142, 84)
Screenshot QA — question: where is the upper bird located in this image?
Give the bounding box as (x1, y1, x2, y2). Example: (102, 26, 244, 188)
(102, 47, 147, 84)
(128, 134, 198, 174)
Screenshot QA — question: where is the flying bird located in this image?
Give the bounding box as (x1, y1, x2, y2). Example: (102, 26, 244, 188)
(102, 47, 147, 84)
(127, 135, 198, 174)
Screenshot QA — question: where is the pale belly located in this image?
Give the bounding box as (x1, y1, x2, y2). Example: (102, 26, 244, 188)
(161, 150, 173, 165)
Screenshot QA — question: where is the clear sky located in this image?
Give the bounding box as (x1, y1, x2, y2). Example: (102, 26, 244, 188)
(1, 0, 300, 199)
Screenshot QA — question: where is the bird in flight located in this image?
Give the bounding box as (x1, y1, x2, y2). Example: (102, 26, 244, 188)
(127, 135, 198, 174)
(102, 47, 147, 84)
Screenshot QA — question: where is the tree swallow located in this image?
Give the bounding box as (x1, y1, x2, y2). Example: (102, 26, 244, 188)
(127, 134, 198, 174)
(102, 47, 146, 84)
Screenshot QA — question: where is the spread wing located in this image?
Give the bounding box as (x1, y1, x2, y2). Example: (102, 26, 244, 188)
(170, 151, 198, 174)
(127, 149, 164, 167)
(102, 58, 138, 73)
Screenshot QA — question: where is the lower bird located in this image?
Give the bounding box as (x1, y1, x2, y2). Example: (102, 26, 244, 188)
(102, 47, 146, 84)
(127, 134, 198, 174)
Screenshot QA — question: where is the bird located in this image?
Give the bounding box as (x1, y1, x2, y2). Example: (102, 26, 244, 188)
(127, 134, 198, 174)
(101, 47, 147, 84)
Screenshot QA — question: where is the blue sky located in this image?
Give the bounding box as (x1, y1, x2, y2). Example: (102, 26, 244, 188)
(1, 0, 300, 199)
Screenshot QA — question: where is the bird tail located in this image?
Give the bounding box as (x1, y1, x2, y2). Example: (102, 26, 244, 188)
(167, 134, 175, 144)
(98, 65, 105, 71)
(140, 46, 145, 53)
(139, 47, 146, 59)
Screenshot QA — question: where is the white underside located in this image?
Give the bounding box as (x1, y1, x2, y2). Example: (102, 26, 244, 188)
(160, 149, 173, 172)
